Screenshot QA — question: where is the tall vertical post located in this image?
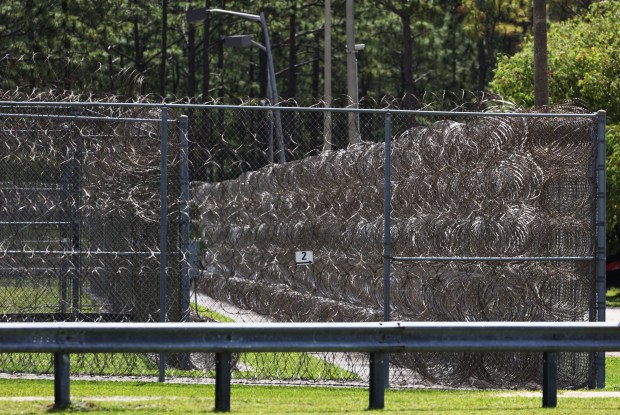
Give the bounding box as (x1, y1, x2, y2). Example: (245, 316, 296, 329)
(596, 110, 607, 388)
(533, 0, 549, 107)
(60, 124, 70, 315)
(369, 352, 385, 409)
(54, 352, 71, 409)
(60, 110, 82, 317)
(322, 0, 332, 152)
(179, 115, 191, 323)
(215, 352, 232, 412)
(158, 106, 169, 382)
(70, 110, 82, 318)
(382, 111, 392, 388)
(542, 351, 557, 407)
(260, 12, 285, 163)
(383, 112, 392, 321)
(345, 0, 360, 145)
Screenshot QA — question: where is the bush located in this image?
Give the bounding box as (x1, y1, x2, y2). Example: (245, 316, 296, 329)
(490, 1, 620, 253)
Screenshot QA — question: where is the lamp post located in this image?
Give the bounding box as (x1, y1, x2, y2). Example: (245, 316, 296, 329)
(186, 8, 286, 164)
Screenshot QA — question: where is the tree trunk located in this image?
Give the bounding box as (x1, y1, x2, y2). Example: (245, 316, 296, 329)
(62, 0, 71, 90)
(401, 13, 415, 110)
(477, 38, 486, 92)
(159, 0, 168, 98)
(533, 0, 549, 106)
(287, 6, 297, 99)
(187, 23, 196, 100)
(201, 0, 211, 102)
(132, 1, 145, 95)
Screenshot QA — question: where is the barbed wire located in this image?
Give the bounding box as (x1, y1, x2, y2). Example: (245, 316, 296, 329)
(0, 89, 599, 388)
(192, 101, 597, 387)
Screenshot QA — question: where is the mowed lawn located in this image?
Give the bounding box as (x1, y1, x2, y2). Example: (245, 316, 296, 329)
(0, 358, 620, 414)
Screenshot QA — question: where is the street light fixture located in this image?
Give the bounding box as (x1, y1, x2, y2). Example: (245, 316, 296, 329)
(186, 8, 286, 164)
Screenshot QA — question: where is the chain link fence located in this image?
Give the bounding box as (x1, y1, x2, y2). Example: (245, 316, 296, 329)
(0, 93, 605, 389)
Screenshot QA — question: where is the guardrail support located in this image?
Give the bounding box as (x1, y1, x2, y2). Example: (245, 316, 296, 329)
(542, 352, 557, 408)
(215, 352, 232, 412)
(54, 352, 71, 409)
(369, 352, 385, 409)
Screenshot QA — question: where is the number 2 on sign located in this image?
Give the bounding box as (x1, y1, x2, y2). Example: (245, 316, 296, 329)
(295, 251, 313, 265)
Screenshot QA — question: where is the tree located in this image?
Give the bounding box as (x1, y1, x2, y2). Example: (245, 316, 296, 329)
(377, 0, 420, 110)
(490, 1, 620, 253)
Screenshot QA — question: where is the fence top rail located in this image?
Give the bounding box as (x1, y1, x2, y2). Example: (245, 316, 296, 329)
(0, 101, 600, 118)
(1, 321, 619, 354)
(0, 112, 164, 123)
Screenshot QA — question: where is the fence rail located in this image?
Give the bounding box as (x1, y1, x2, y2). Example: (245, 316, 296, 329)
(0, 100, 606, 390)
(2, 321, 620, 411)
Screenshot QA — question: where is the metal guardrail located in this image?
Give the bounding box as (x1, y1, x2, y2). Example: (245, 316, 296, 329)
(1, 321, 619, 411)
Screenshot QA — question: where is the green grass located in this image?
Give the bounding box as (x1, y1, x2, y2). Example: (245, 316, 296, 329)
(607, 286, 620, 308)
(190, 302, 235, 323)
(0, 374, 620, 414)
(604, 356, 620, 389)
(191, 303, 360, 381)
(0, 280, 98, 314)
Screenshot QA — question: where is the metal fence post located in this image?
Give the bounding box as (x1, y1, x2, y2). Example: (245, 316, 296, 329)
(179, 115, 191, 323)
(70, 108, 83, 318)
(54, 352, 71, 408)
(158, 105, 169, 382)
(60, 108, 82, 318)
(382, 111, 392, 389)
(596, 109, 607, 388)
(60, 124, 70, 315)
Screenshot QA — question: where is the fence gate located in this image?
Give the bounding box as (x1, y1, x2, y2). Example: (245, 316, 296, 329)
(0, 102, 188, 326)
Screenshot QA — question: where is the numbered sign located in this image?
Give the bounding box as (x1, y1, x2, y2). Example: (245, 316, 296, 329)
(295, 251, 313, 265)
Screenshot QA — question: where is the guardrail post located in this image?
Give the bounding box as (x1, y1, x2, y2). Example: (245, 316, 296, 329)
(54, 353, 71, 409)
(542, 352, 557, 408)
(369, 352, 385, 410)
(215, 352, 231, 412)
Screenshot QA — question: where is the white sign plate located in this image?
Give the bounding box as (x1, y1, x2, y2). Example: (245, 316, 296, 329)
(295, 251, 313, 265)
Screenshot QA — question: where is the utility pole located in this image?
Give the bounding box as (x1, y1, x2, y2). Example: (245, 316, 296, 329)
(323, 0, 333, 151)
(533, 0, 549, 106)
(345, 0, 360, 145)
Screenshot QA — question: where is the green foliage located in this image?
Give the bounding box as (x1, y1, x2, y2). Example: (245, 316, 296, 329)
(490, 1, 620, 121)
(608, 125, 620, 253)
(0, 0, 544, 103)
(606, 286, 620, 308)
(490, 1, 620, 253)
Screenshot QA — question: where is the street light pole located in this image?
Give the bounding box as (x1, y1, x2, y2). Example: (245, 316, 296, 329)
(186, 8, 286, 163)
(258, 12, 286, 163)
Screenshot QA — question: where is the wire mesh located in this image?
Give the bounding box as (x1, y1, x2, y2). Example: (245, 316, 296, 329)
(0, 92, 601, 388)
(190, 103, 599, 388)
(0, 96, 191, 377)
